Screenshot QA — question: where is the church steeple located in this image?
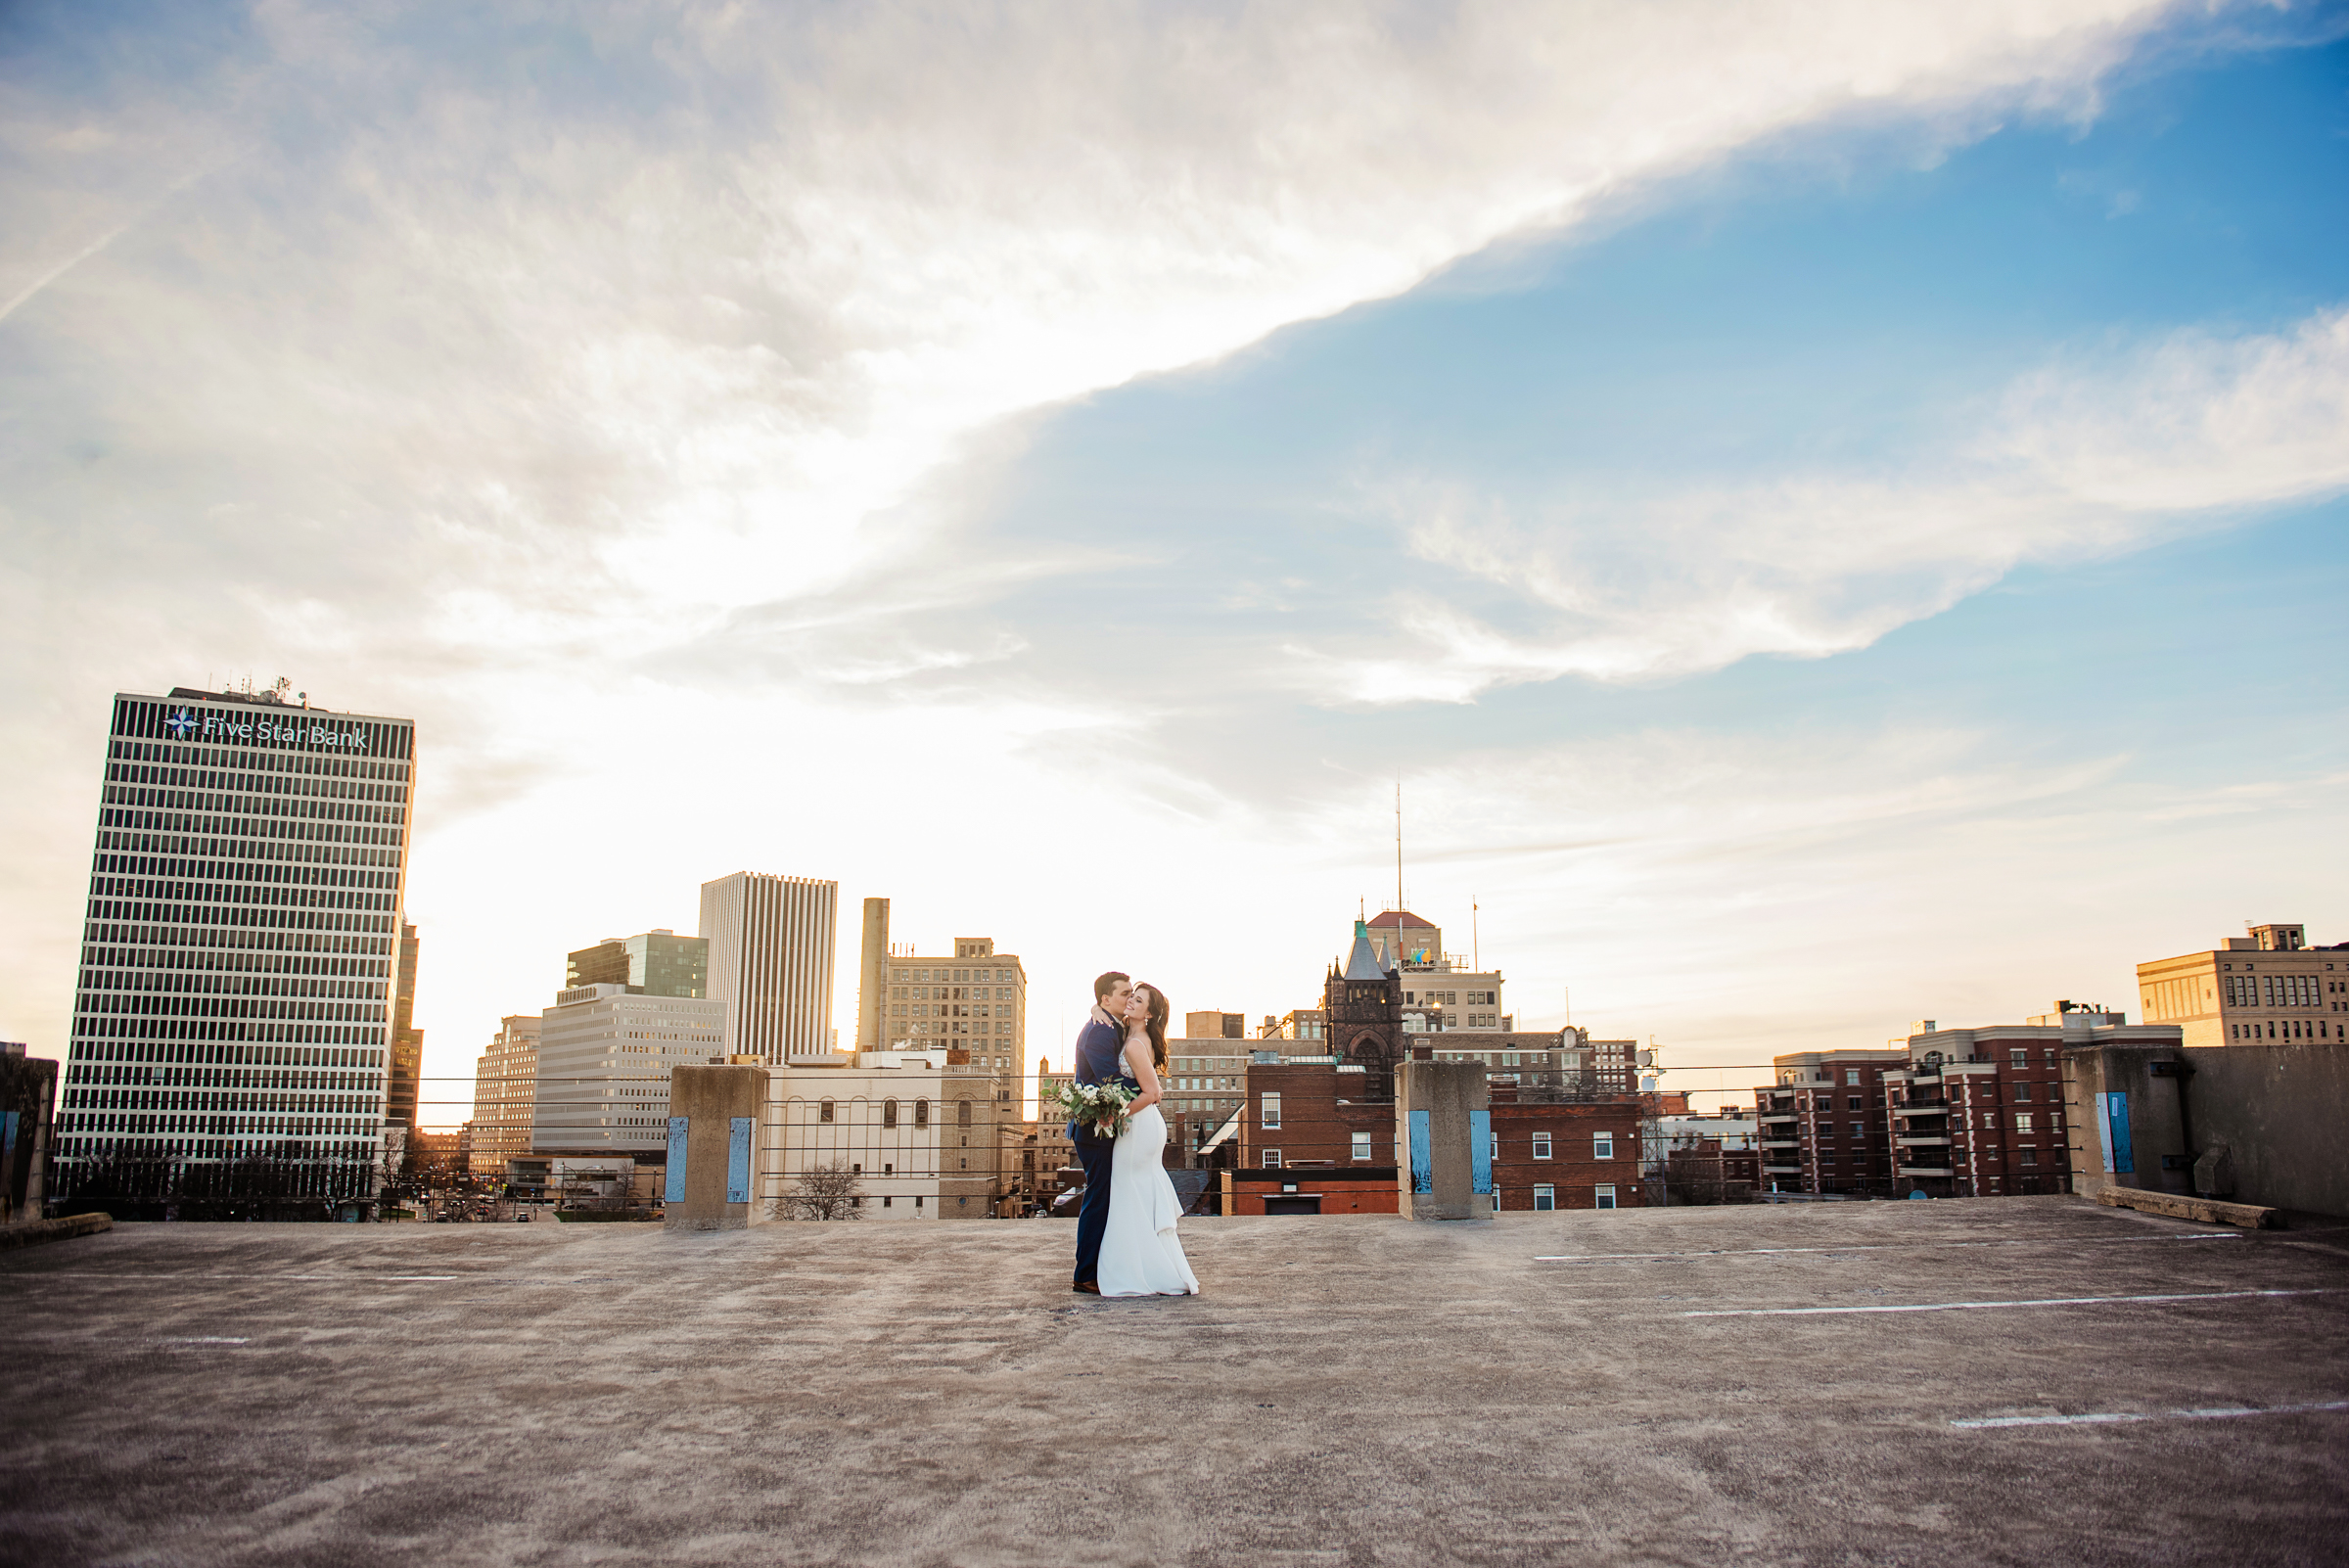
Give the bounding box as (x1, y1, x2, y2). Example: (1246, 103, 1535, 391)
(1327, 913, 1404, 1102)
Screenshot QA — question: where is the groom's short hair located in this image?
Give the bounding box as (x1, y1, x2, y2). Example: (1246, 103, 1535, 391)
(1094, 971, 1130, 1001)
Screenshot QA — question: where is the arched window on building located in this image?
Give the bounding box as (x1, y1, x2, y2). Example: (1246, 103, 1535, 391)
(818, 1098, 835, 1123)
(883, 1098, 899, 1129)
(914, 1098, 930, 1130)
(956, 1099, 973, 1128)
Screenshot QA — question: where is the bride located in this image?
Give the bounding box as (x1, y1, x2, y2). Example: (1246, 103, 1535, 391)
(1094, 982, 1200, 1298)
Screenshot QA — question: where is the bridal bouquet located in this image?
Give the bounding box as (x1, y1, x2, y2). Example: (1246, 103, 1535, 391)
(1052, 1079, 1136, 1137)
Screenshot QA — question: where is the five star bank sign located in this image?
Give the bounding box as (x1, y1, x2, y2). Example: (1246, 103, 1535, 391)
(165, 703, 371, 752)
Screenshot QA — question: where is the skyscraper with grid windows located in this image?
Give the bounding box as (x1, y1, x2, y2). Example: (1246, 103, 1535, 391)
(56, 685, 416, 1211)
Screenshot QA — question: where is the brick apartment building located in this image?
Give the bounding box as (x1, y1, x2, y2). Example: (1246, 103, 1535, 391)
(1753, 1048, 1907, 1196)
(1750, 1002, 2205, 1200)
(1889, 1004, 2185, 1197)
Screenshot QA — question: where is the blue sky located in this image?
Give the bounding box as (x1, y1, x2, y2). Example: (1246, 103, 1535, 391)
(3, 4, 2344, 1114)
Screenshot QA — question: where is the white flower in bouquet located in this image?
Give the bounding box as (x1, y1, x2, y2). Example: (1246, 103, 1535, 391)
(1052, 1079, 1136, 1137)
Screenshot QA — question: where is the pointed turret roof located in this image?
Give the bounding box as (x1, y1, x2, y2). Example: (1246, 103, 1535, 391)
(1342, 918, 1390, 981)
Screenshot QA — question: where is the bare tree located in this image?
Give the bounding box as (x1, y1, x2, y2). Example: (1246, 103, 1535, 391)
(771, 1162, 864, 1222)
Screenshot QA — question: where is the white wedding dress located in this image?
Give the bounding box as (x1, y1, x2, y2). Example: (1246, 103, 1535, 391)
(1095, 1095, 1200, 1298)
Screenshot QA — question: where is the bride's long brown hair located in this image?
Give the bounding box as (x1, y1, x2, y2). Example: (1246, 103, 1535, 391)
(1129, 983, 1170, 1073)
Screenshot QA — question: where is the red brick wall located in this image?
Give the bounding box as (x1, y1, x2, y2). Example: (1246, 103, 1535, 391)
(1227, 1175, 1400, 1215)
(1238, 1063, 1394, 1173)
(1491, 1101, 1645, 1210)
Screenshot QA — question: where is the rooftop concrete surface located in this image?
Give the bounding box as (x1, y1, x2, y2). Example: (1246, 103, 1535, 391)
(5, 1198, 2346, 1567)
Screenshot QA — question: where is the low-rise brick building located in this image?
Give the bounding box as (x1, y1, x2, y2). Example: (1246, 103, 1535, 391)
(1487, 1095, 1647, 1211)
(1237, 1058, 1394, 1173)
(1229, 1055, 1646, 1214)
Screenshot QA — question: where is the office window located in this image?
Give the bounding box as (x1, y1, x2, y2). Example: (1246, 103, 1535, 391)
(2014, 1113, 2034, 1132)
(1848, 1095, 1864, 1110)
(2009, 1049, 2028, 1068)
(1593, 1131, 1615, 1160)
(1533, 1184, 1556, 1211)
(2012, 1082, 2033, 1102)
(1846, 1069, 1860, 1084)
(1261, 1092, 1281, 1130)
(1850, 1124, 1865, 1139)
(1262, 1149, 1282, 1169)
(818, 1098, 834, 1123)
(2020, 1146, 2040, 1167)
(1532, 1130, 1553, 1160)
(1594, 1184, 1618, 1210)
(1351, 1131, 1372, 1162)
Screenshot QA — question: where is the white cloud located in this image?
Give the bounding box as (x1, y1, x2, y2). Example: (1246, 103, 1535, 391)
(1330, 303, 2349, 702)
(3, 0, 2192, 627)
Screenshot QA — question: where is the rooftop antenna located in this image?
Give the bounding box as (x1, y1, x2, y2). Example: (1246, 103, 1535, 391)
(1395, 775, 1405, 915)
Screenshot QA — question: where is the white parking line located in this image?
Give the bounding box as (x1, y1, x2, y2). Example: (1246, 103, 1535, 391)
(1535, 1233, 2242, 1264)
(1953, 1399, 2349, 1429)
(1683, 1287, 2333, 1317)
(9, 1272, 529, 1282)
(158, 1336, 249, 1344)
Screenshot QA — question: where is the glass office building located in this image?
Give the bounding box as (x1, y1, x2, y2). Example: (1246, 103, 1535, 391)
(56, 687, 417, 1201)
(565, 930, 709, 998)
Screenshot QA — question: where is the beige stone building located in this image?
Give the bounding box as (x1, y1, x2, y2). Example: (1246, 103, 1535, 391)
(1365, 910, 1512, 1032)
(467, 1014, 541, 1176)
(852, 911, 1028, 1212)
(758, 1048, 998, 1220)
(1262, 1009, 1326, 1040)
(2137, 922, 2347, 1048)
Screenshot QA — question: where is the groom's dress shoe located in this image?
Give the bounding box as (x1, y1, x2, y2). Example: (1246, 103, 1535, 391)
(1072, 1281, 1100, 1294)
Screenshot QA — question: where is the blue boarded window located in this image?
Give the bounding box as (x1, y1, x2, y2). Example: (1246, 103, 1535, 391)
(666, 1118, 689, 1202)
(2102, 1092, 2134, 1175)
(727, 1116, 754, 1203)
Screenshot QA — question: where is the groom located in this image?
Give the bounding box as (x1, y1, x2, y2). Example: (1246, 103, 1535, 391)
(1070, 970, 1133, 1294)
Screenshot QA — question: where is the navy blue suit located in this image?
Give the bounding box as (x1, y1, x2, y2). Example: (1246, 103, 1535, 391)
(1071, 1013, 1134, 1287)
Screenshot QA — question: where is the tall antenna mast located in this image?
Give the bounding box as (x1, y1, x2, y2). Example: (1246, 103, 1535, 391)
(1472, 898, 1480, 972)
(1395, 775, 1405, 914)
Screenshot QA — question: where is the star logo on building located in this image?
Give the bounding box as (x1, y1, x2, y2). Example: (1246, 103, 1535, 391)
(165, 706, 197, 739)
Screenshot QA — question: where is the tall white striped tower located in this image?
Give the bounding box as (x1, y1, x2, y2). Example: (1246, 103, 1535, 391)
(698, 871, 838, 1062)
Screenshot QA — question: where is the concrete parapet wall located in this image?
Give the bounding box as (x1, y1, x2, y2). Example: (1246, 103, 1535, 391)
(2096, 1188, 2275, 1228)
(665, 1066, 764, 1231)
(1397, 1060, 1492, 1221)
(2067, 1039, 2348, 1219)
(0, 1212, 112, 1251)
